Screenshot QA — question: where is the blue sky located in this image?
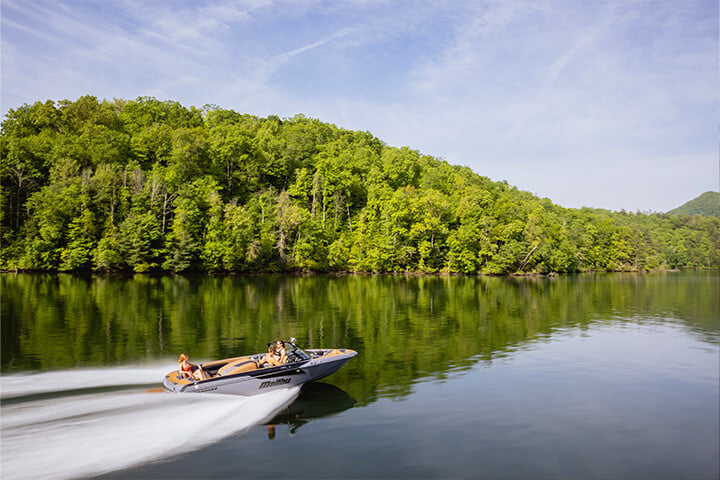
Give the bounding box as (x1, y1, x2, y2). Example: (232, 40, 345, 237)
(2, 0, 717, 212)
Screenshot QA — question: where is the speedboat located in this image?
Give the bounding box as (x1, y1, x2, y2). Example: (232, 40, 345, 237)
(163, 339, 357, 396)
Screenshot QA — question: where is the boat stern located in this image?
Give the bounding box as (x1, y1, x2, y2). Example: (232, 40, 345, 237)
(163, 370, 193, 393)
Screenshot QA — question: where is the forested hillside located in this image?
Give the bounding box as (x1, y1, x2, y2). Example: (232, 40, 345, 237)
(668, 191, 720, 218)
(1, 96, 718, 274)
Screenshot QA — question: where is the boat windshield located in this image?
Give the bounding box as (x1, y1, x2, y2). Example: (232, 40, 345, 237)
(286, 343, 311, 362)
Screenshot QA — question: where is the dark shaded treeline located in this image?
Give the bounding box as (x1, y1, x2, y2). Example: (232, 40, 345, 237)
(2, 273, 718, 403)
(1, 96, 718, 274)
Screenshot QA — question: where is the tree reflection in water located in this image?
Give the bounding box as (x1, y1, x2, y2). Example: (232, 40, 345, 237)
(1, 272, 718, 405)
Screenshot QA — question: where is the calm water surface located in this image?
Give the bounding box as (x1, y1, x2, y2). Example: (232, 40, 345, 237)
(1, 272, 718, 479)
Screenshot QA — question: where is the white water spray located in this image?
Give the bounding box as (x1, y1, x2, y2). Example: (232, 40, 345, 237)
(1, 367, 300, 480)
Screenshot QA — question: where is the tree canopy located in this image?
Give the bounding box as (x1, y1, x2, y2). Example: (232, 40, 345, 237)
(2, 96, 718, 274)
(667, 191, 720, 218)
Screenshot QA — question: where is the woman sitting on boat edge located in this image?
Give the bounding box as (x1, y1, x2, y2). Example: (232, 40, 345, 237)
(178, 353, 207, 381)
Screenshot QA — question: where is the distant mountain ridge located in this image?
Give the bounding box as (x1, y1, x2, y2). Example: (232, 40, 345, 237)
(667, 191, 720, 218)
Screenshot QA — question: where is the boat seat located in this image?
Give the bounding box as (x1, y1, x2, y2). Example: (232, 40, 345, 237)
(168, 371, 192, 385)
(218, 358, 258, 376)
(320, 349, 348, 358)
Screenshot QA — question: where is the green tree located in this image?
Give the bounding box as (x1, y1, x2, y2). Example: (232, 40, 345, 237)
(60, 207, 96, 271)
(118, 211, 163, 272)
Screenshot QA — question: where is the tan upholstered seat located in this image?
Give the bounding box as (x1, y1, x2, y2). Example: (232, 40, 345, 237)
(218, 358, 258, 376)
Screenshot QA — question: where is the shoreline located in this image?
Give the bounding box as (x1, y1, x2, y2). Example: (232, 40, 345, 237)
(0, 267, 692, 277)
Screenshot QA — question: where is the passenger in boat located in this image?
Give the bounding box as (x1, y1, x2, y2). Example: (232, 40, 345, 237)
(178, 353, 207, 381)
(260, 344, 274, 367)
(274, 340, 287, 363)
(261, 340, 287, 367)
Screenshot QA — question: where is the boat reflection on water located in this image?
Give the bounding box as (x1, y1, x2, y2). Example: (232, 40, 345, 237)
(264, 382, 356, 439)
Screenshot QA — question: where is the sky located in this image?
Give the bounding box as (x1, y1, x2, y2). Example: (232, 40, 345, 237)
(1, 0, 718, 212)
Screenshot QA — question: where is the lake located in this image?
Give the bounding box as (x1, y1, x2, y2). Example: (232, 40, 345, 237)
(1, 272, 718, 479)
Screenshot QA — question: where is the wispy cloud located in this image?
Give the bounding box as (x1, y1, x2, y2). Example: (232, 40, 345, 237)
(258, 26, 357, 83)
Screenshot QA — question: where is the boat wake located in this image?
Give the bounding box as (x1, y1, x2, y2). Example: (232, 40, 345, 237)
(1, 365, 300, 480)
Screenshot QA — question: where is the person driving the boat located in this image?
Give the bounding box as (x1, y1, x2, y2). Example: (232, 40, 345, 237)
(261, 340, 287, 367)
(178, 353, 207, 381)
